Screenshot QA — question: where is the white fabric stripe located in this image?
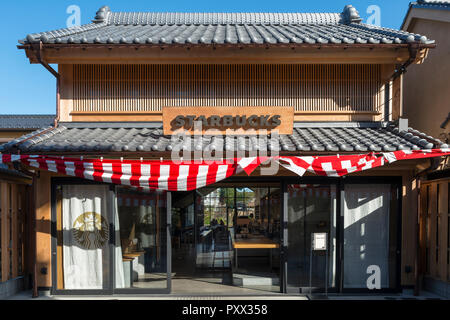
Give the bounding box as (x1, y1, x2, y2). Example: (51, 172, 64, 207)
(11, 155, 21, 162)
(346, 166, 358, 174)
(158, 165, 170, 190)
(65, 162, 75, 176)
(196, 165, 209, 189)
(361, 160, 375, 171)
(101, 163, 113, 183)
(139, 164, 151, 188)
(216, 165, 230, 184)
(277, 158, 308, 176)
(120, 163, 132, 186)
(28, 159, 39, 168)
(46, 160, 57, 173)
(321, 162, 338, 177)
(177, 165, 190, 191)
(237, 157, 256, 170)
(300, 156, 315, 165)
(83, 162, 95, 180)
(383, 152, 398, 163)
(341, 160, 352, 169)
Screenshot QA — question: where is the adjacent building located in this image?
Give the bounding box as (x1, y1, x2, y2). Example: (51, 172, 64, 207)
(0, 115, 53, 298)
(1, 5, 449, 296)
(402, 0, 450, 298)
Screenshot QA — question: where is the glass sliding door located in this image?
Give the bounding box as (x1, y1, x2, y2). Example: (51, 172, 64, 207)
(286, 184, 337, 293)
(55, 185, 114, 292)
(115, 187, 170, 292)
(343, 183, 398, 290)
(53, 182, 171, 294)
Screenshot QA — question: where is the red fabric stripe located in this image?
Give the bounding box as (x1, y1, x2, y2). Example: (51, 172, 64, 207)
(148, 165, 161, 189)
(129, 163, 142, 187)
(110, 162, 123, 185)
(205, 164, 219, 186)
(91, 161, 105, 182)
(186, 164, 199, 191)
(167, 164, 179, 191)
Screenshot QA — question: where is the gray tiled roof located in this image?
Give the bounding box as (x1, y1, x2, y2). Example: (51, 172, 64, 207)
(1, 122, 447, 154)
(0, 164, 30, 180)
(20, 5, 434, 46)
(414, 0, 450, 9)
(0, 115, 55, 130)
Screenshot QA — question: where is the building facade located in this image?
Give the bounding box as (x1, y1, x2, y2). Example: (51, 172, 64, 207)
(1, 5, 449, 296)
(0, 115, 54, 298)
(402, 0, 450, 298)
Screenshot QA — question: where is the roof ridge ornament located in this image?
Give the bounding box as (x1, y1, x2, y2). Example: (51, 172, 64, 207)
(93, 6, 111, 23)
(342, 5, 362, 24)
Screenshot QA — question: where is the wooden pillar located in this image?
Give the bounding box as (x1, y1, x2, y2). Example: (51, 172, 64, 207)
(1, 182, 11, 282)
(11, 184, 18, 278)
(392, 74, 403, 121)
(438, 182, 449, 281)
(402, 172, 419, 286)
(429, 184, 438, 278)
(418, 182, 428, 291)
(35, 173, 52, 288)
(56, 188, 64, 289)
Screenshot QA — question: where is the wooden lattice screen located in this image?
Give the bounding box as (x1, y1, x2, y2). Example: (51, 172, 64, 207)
(72, 64, 383, 113)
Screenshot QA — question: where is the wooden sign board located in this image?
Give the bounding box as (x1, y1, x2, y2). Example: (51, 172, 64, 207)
(163, 106, 294, 135)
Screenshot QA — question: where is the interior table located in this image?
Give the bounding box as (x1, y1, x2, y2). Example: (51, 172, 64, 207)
(233, 237, 280, 270)
(122, 251, 146, 287)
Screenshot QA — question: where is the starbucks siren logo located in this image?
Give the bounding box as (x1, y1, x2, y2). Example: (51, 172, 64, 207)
(73, 212, 109, 249)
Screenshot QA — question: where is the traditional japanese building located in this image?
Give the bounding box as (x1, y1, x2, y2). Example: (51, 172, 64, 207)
(0, 115, 54, 298)
(1, 5, 449, 296)
(402, 0, 450, 298)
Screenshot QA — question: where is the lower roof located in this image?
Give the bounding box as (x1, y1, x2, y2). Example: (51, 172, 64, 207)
(0, 114, 55, 130)
(1, 122, 447, 155)
(0, 164, 31, 181)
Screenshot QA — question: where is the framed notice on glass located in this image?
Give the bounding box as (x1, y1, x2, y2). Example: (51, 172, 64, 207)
(312, 233, 327, 251)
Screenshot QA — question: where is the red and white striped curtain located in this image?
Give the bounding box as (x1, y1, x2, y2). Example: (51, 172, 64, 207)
(0, 149, 448, 191)
(277, 149, 450, 177)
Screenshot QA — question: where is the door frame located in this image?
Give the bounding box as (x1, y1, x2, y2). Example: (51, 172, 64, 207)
(281, 176, 402, 294)
(193, 179, 284, 293)
(50, 178, 172, 295)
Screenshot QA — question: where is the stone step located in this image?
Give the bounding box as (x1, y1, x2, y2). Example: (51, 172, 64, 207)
(233, 273, 280, 286)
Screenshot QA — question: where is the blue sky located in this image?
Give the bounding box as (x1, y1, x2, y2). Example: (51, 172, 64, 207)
(0, 0, 413, 115)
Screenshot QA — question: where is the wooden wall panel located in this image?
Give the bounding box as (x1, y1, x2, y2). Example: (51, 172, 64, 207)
(438, 182, 448, 281)
(420, 179, 450, 282)
(72, 64, 383, 115)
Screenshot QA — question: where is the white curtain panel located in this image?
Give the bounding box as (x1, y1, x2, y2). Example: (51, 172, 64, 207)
(343, 184, 390, 289)
(62, 185, 125, 290)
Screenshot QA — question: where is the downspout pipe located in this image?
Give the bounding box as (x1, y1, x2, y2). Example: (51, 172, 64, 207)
(390, 43, 422, 81)
(33, 42, 60, 127)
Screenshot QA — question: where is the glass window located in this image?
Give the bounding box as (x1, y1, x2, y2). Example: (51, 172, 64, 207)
(115, 188, 168, 290)
(343, 184, 398, 289)
(287, 184, 337, 291)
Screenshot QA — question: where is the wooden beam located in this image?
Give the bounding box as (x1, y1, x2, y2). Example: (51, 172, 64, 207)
(24, 46, 412, 65)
